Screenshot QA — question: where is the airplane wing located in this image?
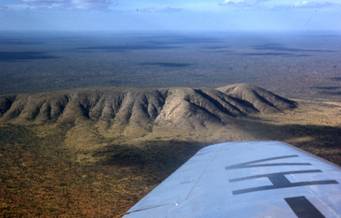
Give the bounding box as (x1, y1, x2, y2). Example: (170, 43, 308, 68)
(124, 141, 341, 218)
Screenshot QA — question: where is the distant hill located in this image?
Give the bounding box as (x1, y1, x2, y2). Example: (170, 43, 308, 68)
(0, 84, 296, 129)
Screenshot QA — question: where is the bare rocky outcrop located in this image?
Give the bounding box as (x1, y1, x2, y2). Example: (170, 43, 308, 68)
(218, 83, 296, 113)
(0, 84, 296, 129)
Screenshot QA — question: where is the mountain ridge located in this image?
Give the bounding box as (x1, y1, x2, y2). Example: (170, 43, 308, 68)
(0, 84, 296, 130)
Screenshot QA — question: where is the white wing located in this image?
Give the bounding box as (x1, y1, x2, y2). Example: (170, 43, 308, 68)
(124, 141, 341, 218)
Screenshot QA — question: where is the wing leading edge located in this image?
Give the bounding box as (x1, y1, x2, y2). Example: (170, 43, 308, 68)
(124, 141, 341, 218)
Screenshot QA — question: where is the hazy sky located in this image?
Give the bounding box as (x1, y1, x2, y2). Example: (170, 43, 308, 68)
(0, 0, 340, 31)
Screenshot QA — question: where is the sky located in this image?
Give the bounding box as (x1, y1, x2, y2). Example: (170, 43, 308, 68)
(0, 0, 341, 31)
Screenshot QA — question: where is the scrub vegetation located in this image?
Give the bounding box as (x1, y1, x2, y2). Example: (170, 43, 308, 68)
(0, 84, 340, 217)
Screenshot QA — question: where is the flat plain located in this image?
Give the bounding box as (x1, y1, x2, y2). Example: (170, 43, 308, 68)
(0, 32, 340, 217)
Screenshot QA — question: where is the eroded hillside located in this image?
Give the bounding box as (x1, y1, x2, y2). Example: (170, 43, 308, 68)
(1, 84, 340, 217)
(0, 83, 296, 127)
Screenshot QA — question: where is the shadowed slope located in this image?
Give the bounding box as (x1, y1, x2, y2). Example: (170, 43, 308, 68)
(0, 84, 296, 129)
(218, 83, 297, 113)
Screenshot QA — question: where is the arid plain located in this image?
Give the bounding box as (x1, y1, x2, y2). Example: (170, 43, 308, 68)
(0, 33, 341, 217)
(1, 83, 340, 217)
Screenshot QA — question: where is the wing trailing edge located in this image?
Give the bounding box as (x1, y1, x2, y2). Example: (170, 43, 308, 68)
(124, 141, 341, 218)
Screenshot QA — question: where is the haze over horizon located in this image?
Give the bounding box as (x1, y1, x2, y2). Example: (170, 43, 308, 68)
(1, 0, 341, 32)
